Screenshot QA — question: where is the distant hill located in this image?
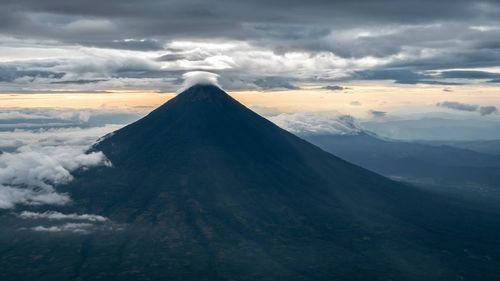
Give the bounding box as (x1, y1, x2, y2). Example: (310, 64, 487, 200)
(362, 118, 500, 140)
(419, 139, 500, 156)
(304, 133, 500, 189)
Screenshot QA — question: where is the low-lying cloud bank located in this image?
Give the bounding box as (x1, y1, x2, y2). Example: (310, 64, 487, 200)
(437, 101, 498, 116)
(269, 112, 363, 136)
(17, 210, 115, 234)
(27, 221, 124, 234)
(0, 124, 123, 151)
(18, 211, 108, 222)
(30, 222, 95, 234)
(0, 109, 125, 210)
(0, 108, 141, 132)
(0, 145, 110, 209)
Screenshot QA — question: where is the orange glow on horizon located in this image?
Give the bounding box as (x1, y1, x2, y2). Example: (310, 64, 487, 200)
(1, 84, 500, 118)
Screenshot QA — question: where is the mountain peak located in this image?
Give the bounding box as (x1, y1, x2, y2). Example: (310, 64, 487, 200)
(176, 84, 228, 102)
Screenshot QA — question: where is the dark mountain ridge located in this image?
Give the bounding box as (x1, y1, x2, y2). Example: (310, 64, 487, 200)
(1, 84, 500, 281)
(304, 133, 500, 188)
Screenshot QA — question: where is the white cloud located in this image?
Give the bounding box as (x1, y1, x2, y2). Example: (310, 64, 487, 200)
(178, 71, 221, 92)
(0, 185, 70, 209)
(0, 146, 109, 187)
(0, 109, 120, 209)
(0, 108, 91, 122)
(17, 210, 118, 234)
(30, 222, 94, 234)
(0, 145, 109, 209)
(269, 112, 363, 136)
(18, 211, 107, 222)
(0, 125, 123, 150)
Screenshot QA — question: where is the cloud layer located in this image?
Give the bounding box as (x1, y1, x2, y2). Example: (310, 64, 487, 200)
(0, 109, 125, 209)
(0, 0, 500, 91)
(30, 223, 94, 234)
(269, 113, 363, 136)
(18, 211, 108, 222)
(0, 144, 109, 209)
(17, 210, 114, 234)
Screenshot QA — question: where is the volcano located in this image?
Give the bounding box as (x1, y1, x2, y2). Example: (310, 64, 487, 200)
(2, 84, 500, 281)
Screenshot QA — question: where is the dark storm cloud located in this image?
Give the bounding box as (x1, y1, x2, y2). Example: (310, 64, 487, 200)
(348, 68, 484, 85)
(351, 69, 428, 84)
(439, 70, 500, 79)
(3, 0, 498, 25)
(323, 85, 345, 91)
(50, 79, 109, 85)
(479, 106, 498, 116)
(348, 69, 463, 85)
(369, 110, 387, 118)
(96, 39, 165, 51)
(437, 101, 498, 116)
(253, 77, 299, 90)
(437, 102, 478, 112)
(1, 0, 499, 46)
(387, 48, 500, 71)
(0, 66, 18, 82)
(0, 65, 65, 82)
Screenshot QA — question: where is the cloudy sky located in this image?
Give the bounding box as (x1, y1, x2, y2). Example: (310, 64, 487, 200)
(1, 0, 500, 92)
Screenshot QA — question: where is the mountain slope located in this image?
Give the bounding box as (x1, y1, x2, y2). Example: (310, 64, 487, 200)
(1, 85, 500, 281)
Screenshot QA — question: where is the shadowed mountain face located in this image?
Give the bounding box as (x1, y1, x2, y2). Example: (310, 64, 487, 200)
(1, 85, 500, 281)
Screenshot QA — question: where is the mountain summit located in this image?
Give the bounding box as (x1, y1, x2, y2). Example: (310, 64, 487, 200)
(2, 84, 500, 281)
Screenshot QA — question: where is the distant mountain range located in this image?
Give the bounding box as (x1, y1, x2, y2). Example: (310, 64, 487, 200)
(1, 85, 500, 281)
(362, 118, 500, 141)
(420, 139, 500, 156)
(304, 133, 500, 189)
